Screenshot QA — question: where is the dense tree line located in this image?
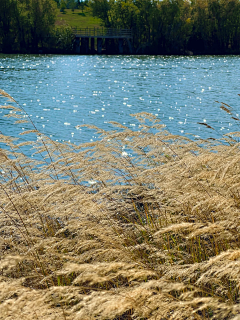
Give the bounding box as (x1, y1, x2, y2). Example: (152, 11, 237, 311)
(0, 0, 73, 53)
(91, 0, 240, 54)
(2, 0, 240, 54)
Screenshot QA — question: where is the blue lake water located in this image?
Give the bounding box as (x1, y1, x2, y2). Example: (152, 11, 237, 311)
(0, 54, 240, 152)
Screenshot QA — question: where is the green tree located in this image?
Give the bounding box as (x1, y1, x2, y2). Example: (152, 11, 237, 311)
(60, 0, 67, 12)
(155, 0, 192, 53)
(90, 0, 113, 27)
(0, 0, 57, 53)
(27, 0, 57, 51)
(109, 0, 139, 29)
(69, 0, 76, 11)
(0, 0, 19, 52)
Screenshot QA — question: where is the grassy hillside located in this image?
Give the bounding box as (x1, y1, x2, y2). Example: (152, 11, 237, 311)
(56, 8, 103, 29)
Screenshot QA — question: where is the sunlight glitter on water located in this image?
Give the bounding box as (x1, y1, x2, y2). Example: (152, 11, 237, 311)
(0, 54, 240, 150)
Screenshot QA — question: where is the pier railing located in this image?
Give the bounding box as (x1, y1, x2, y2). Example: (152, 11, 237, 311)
(72, 27, 133, 38)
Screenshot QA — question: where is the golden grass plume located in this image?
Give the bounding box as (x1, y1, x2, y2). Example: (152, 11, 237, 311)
(1, 91, 240, 319)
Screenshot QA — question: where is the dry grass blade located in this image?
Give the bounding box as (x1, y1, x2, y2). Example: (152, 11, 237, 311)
(0, 90, 16, 103)
(197, 122, 215, 130)
(220, 105, 232, 114)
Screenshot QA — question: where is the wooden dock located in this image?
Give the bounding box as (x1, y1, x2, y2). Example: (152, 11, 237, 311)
(72, 28, 133, 54)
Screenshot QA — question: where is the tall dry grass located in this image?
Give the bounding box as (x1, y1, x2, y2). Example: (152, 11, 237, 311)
(0, 89, 240, 319)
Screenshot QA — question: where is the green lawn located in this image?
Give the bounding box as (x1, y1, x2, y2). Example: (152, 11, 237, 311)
(56, 8, 103, 29)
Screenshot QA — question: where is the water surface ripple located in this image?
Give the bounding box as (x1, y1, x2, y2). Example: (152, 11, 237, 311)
(0, 54, 240, 149)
